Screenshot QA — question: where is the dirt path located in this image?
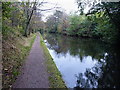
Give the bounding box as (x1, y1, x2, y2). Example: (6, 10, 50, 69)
(13, 34, 49, 88)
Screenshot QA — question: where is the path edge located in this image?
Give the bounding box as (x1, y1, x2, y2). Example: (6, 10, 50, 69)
(39, 33, 67, 88)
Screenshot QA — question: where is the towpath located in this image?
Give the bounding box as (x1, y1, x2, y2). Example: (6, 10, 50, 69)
(13, 34, 49, 88)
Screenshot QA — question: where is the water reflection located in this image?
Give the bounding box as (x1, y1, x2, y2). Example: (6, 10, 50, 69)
(42, 33, 120, 88)
(75, 50, 120, 88)
(75, 59, 105, 88)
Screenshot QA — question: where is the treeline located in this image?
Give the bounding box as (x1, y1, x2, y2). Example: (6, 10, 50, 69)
(44, 1, 120, 44)
(2, 1, 45, 39)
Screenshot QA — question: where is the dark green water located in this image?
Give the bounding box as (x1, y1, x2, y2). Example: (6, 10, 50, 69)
(42, 33, 120, 88)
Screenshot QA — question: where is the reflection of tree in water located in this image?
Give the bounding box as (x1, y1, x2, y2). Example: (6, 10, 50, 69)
(42, 33, 107, 61)
(43, 33, 70, 55)
(75, 59, 105, 88)
(42, 33, 120, 88)
(75, 48, 120, 88)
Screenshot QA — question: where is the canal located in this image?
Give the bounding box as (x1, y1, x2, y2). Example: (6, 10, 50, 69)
(42, 33, 120, 88)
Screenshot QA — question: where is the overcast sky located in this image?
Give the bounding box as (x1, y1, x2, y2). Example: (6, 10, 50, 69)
(45, 0, 78, 13)
(40, 0, 79, 21)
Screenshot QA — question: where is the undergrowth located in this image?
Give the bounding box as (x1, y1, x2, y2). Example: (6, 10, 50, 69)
(2, 31, 36, 88)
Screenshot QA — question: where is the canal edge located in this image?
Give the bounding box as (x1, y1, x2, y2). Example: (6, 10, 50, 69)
(39, 33, 67, 88)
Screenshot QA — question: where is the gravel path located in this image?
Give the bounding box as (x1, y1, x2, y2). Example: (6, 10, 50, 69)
(13, 34, 49, 88)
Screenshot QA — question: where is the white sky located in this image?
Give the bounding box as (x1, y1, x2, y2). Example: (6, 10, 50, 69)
(45, 0, 78, 13)
(21, 0, 93, 21)
(40, 0, 79, 21)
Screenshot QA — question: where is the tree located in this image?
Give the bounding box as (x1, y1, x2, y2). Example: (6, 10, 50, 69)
(21, 0, 58, 36)
(46, 10, 69, 33)
(76, 0, 120, 44)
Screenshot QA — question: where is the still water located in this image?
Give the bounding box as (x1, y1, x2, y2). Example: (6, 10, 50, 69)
(42, 33, 120, 88)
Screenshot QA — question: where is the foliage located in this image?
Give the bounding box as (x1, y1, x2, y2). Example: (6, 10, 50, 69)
(2, 2, 39, 88)
(67, 14, 93, 37)
(46, 10, 69, 34)
(45, 1, 120, 44)
(77, 0, 120, 43)
(2, 1, 44, 37)
(2, 2, 24, 37)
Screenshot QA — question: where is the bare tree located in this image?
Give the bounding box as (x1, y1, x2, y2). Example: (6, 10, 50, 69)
(22, 0, 59, 37)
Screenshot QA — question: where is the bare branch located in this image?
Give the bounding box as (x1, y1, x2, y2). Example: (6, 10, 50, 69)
(38, 2, 48, 6)
(37, 6, 60, 12)
(24, 0, 37, 36)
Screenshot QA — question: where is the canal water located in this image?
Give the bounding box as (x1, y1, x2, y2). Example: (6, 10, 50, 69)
(42, 33, 120, 88)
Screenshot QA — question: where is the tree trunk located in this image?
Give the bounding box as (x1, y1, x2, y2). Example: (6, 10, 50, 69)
(24, 1, 37, 37)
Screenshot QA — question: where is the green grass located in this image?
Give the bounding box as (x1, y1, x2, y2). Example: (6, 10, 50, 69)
(39, 33, 67, 88)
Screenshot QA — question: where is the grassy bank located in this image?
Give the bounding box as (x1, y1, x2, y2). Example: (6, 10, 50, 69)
(39, 33, 67, 88)
(2, 33, 36, 88)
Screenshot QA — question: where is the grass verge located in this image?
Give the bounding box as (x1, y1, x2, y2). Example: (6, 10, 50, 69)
(39, 33, 67, 88)
(2, 33, 36, 88)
